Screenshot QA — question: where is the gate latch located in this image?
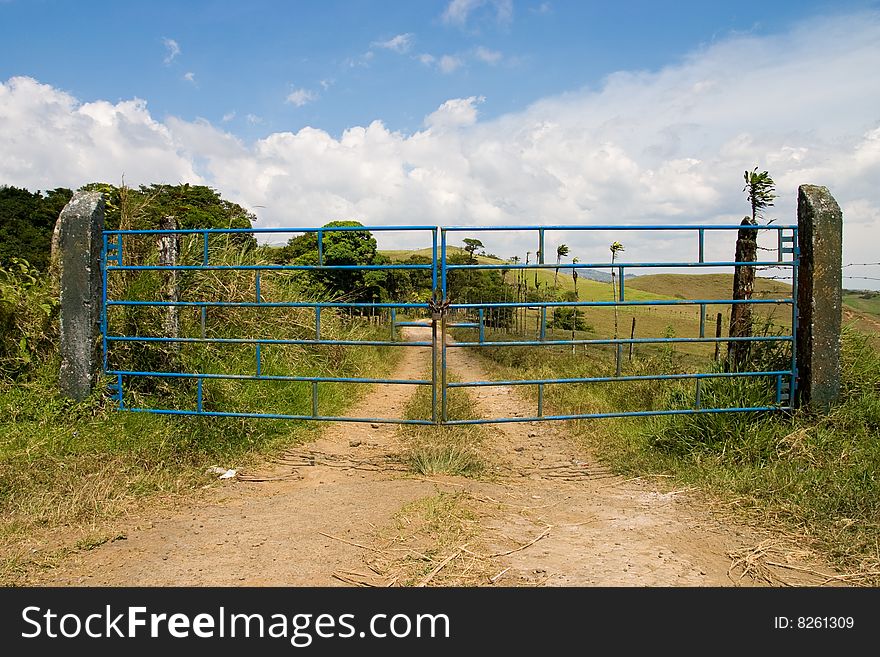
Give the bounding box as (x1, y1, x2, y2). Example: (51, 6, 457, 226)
(428, 296, 450, 320)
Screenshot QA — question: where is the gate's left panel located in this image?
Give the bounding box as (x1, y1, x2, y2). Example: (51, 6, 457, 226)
(101, 225, 438, 425)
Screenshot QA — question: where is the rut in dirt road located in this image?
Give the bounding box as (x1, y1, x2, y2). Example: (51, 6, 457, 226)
(41, 327, 837, 587)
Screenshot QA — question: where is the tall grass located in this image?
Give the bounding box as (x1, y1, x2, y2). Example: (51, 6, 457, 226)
(469, 322, 880, 579)
(0, 219, 402, 582)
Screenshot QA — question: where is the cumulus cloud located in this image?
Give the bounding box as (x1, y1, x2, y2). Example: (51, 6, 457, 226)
(286, 88, 317, 107)
(183, 71, 196, 83)
(2, 12, 880, 277)
(162, 37, 180, 64)
(425, 96, 485, 129)
(372, 33, 413, 53)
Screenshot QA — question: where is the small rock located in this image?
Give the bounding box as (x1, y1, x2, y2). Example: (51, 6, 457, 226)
(514, 446, 525, 452)
(349, 440, 362, 447)
(528, 432, 538, 438)
(371, 423, 380, 429)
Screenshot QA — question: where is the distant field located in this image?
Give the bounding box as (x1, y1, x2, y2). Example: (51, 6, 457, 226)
(843, 291, 880, 318)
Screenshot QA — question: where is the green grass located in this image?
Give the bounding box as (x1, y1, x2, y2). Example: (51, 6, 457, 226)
(468, 327, 880, 580)
(843, 290, 880, 318)
(396, 371, 488, 478)
(0, 239, 404, 583)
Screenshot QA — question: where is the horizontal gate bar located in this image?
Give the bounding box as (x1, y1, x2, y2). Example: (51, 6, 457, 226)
(449, 298, 791, 309)
(442, 406, 788, 425)
(447, 370, 791, 388)
(445, 260, 795, 270)
(107, 264, 432, 271)
(106, 336, 433, 347)
(108, 300, 430, 309)
(450, 335, 792, 348)
(120, 408, 435, 425)
(108, 370, 431, 385)
(105, 225, 439, 235)
(439, 224, 796, 231)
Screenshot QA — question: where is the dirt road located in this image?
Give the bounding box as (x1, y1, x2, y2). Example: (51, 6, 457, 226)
(42, 328, 836, 586)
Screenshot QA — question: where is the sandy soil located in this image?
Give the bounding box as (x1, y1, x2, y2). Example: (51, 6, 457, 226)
(40, 327, 839, 587)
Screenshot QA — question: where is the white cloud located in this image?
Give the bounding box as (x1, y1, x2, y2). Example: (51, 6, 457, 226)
(286, 88, 317, 107)
(162, 37, 180, 64)
(474, 46, 502, 64)
(417, 53, 436, 66)
(2, 12, 880, 283)
(442, 0, 513, 26)
(183, 72, 196, 83)
(221, 111, 236, 122)
(245, 113, 262, 125)
(372, 33, 413, 53)
(425, 96, 485, 130)
(319, 79, 333, 91)
(438, 54, 463, 74)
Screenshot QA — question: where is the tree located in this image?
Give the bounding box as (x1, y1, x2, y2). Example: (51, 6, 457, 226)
(743, 167, 776, 223)
(462, 238, 484, 263)
(0, 186, 73, 271)
(280, 220, 385, 303)
(554, 243, 569, 287)
(571, 257, 580, 297)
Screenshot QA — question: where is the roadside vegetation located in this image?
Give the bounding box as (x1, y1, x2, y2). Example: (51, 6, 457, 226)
(0, 182, 401, 584)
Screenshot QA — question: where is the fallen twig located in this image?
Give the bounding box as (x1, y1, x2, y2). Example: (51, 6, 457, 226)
(417, 546, 466, 587)
(318, 532, 376, 552)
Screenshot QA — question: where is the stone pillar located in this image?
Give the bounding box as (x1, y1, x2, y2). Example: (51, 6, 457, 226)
(796, 185, 843, 411)
(58, 191, 105, 401)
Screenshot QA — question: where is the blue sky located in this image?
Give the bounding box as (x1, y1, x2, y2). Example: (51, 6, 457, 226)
(1, 0, 879, 286)
(1, 0, 870, 138)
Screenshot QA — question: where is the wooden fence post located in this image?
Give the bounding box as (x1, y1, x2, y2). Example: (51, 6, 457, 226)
(157, 216, 180, 341)
(796, 185, 843, 411)
(727, 217, 757, 370)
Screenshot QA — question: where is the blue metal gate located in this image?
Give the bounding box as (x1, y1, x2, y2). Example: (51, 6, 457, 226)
(101, 223, 798, 425)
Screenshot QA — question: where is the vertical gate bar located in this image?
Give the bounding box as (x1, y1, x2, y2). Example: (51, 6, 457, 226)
(775, 374, 783, 404)
(197, 378, 203, 413)
(479, 308, 485, 343)
(538, 228, 546, 341)
(618, 266, 625, 302)
(777, 227, 784, 263)
(101, 232, 109, 373)
(538, 383, 544, 418)
(431, 312, 438, 424)
(714, 313, 722, 362)
(202, 231, 209, 265)
(391, 308, 397, 341)
(698, 228, 705, 263)
(696, 302, 706, 407)
(440, 229, 448, 299)
(312, 381, 319, 418)
(789, 227, 799, 408)
(315, 307, 321, 339)
(117, 373, 124, 409)
(255, 272, 261, 303)
(200, 306, 207, 339)
(256, 343, 262, 377)
(317, 230, 324, 265)
(432, 228, 438, 294)
(441, 311, 448, 422)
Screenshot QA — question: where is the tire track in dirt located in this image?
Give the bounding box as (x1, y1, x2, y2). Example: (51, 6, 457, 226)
(40, 327, 838, 586)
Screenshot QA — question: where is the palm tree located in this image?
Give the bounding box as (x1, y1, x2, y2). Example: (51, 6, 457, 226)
(554, 243, 569, 287)
(743, 167, 776, 223)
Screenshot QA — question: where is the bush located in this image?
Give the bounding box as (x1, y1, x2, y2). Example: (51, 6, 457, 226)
(0, 258, 58, 379)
